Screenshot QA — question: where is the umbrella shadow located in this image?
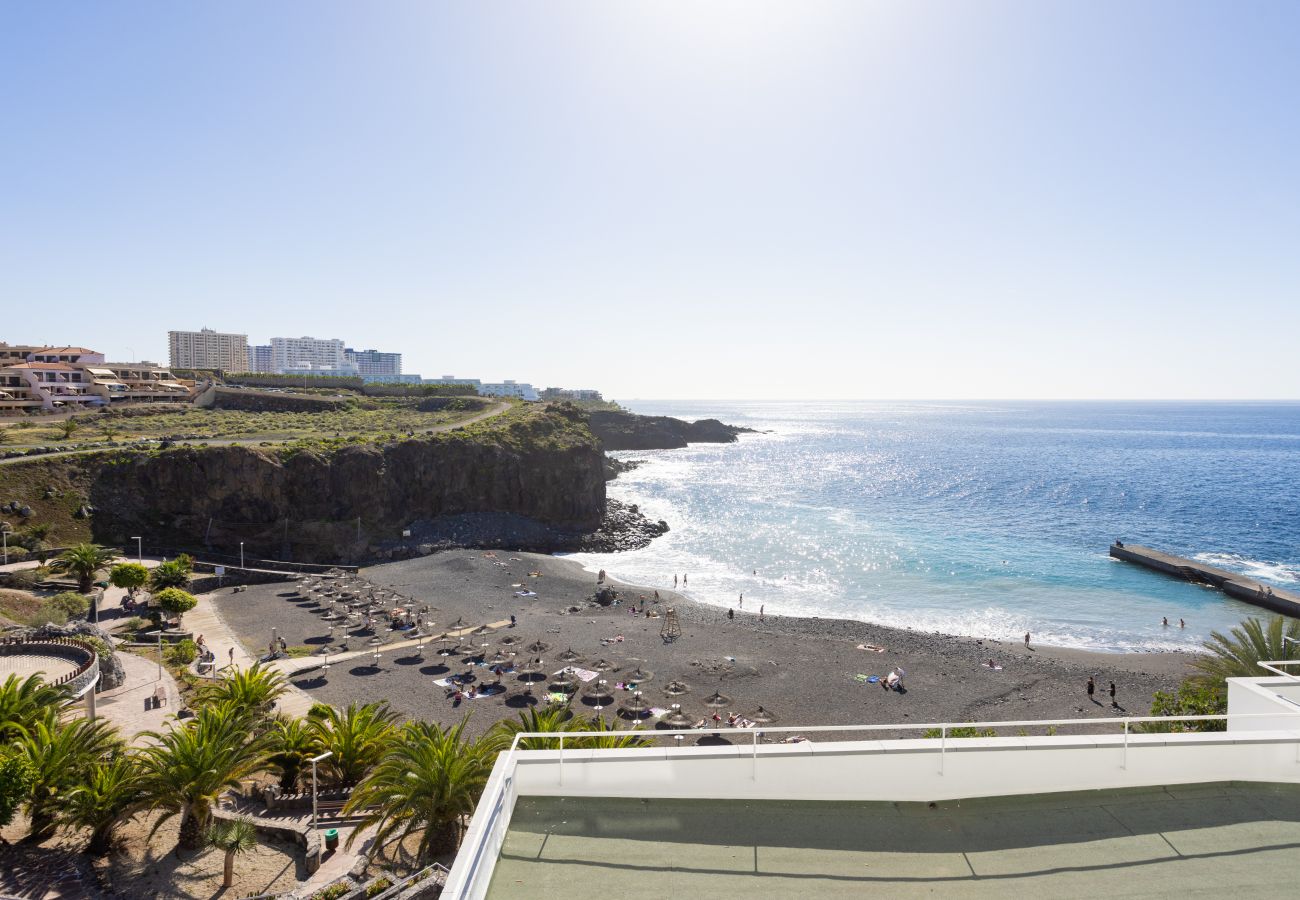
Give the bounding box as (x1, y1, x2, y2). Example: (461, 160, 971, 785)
(394, 654, 425, 666)
(506, 693, 540, 708)
(419, 663, 450, 676)
(293, 674, 328, 689)
(303, 636, 331, 646)
(696, 733, 733, 746)
(348, 664, 383, 676)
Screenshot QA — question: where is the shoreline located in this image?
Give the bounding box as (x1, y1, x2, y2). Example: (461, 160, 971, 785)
(552, 554, 1199, 678)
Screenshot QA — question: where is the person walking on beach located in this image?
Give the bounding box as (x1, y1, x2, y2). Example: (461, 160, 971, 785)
(1024, 632, 1031, 649)
(760, 604, 765, 622)
(728, 608, 734, 620)
(739, 594, 743, 608)
(673, 575, 678, 589)
(683, 573, 688, 586)
(227, 647, 234, 667)
(1087, 676, 1096, 703)
(1109, 681, 1118, 708)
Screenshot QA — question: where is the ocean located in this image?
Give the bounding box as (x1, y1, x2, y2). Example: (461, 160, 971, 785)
(566, 401, 1300, 652)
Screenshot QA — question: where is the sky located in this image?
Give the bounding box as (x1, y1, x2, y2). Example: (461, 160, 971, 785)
(2, 1, 1298, 400)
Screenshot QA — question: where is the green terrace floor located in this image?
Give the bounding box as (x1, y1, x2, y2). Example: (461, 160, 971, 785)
(487, 782, 1300, 899)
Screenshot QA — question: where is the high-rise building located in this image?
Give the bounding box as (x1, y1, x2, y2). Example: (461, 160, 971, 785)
(249, 345, 272, 373)
(344, 347, 402, 377)
(167, 328, 249, 371)
(269, 336, 346, 373)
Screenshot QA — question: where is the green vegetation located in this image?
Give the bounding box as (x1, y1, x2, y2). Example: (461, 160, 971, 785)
(150, 556, 193, 591)
(921, 726, 998, 738)
(50, 542, 115, 592)
(154, 587, 197, 625)
(110, 561, 149, 591)
(63, 755, 147, 854)
(165, 639, 199, 666)
(208, 817, 258, 888)
(0, 749, 36, 828)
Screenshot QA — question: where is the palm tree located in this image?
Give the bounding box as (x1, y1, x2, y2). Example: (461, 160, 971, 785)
(19, 712, 123, 839)
(489, 705, 585, 750)
(61, 755, 147, 854)
(149, 558, 191, 591)
(0, 674, 69, 742)
(50, 543, 116, 593)
(345, 718, 498, 858)
(56, 419, 79, 440)
(207, 817, 258, 888)
(307, 702, 398, 787)
(138, 703, 272, 850)
(1193, 615, 1300, 686)
(194, 663, 286, 718)
(574, 714, 649, 749)
(267, 715, 320, 792)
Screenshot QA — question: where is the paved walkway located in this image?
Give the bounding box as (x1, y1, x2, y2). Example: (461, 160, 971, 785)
(95, 646, 180, 742)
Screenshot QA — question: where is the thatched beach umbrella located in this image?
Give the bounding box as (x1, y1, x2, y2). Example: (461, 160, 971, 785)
(704, 691, 732, 709)
(518, 658, 546, 682)
(550, 672, 580, 694)
(499, 635, 521, 647)
(619, 692, 651, 720)
(556, 647, 583, 663)
(626, 665, 654, 683)
(488, 650, 513, 667)
(585, 679, 614, 703)
(591, 658, 615, 672)
(663, 680, 690, 697)
(749, 706, 777, 725)
(525, 640, 550, 654)
(661, 704, 694, 729)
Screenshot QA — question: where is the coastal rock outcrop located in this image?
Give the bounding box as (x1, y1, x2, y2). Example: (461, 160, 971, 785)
(587, 410, 755, 451)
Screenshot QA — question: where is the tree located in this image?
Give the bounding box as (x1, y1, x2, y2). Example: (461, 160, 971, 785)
(0, 750, 36, 830)
(149, 559, 191, 591)
(56, 419, 79, 440)
(154, 587, 197, 626)
(267, 716, 320, 792)
(1141, 680, 1227, 733)
(98, 422, 122, 441)
(573, 714, 649, 749)
(345, 718, 498, 858)
(489, 706, 585, 750)
(50, 543, 115, 593)
(61, 755, 147, 854)
(195, 663, 286, 718)
(207, 817, 258, 888)
(1192, 615, 1300, 686)
(307, 702, 398, 787)
(109, 562, 149, 592)
(19, 712, 123, 839)
(138, 703, 272, 850)
(0, 674, 69, 743)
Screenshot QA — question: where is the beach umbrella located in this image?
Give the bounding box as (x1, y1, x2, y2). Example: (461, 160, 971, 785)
(661, 704, 694, 729)
(749, 706, 777, 725)
(488, 650, 513, 667)
(473, 624, 492, 635)
(499, 635, 521, 647)
(704, 691, 732, 709)
(591, 658, 615, 672)
(663, 680, 690, 697)
(525, 640, 550, 654)
(557, 647, 583, 663)
(626, 665, 654, 683)
(518, 658, 546, 682)
(619, 692, 651, 719)
(550, 672, 579, 693)
(585, 679, 614, 704)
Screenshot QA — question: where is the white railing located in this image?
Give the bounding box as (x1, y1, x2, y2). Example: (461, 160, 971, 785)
(442, 708, 1300, 900)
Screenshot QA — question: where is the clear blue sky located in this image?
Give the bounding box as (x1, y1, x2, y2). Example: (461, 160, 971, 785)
(3, 1, 1297, 400)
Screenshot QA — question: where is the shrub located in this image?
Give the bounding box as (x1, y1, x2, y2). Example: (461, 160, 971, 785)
(109, 562, 149, 591)
(149, 559, 191, 590)
(1, 546, 29, 563)
(310, 883, 350, 900)
(49, 591, 90, 618)
(165, 639, 199, 666)
(155, 587, 197, 620)
(365, 879, 393, 898)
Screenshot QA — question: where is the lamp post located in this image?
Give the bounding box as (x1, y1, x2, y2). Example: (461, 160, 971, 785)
(131, 536, 142, 564)
(240, 542, 245, 569)
(310, 750, 333, 840)
(145, 629, 163, 678)
(2, 529, 8, 566)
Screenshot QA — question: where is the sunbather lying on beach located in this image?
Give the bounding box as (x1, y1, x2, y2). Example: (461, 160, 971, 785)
(857, 644, 886, 652)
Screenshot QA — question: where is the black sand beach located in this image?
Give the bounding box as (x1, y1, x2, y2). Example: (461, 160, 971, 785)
(212, 549, 1193, 740)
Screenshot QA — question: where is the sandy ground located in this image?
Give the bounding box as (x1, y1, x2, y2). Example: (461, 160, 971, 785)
(211, 550, 1195, 741)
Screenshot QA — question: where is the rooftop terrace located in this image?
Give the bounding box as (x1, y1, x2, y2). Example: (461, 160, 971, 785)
(489, 783, 1300, 898)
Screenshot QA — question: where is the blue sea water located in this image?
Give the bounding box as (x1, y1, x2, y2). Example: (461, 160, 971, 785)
(567, 401, 1300, 652)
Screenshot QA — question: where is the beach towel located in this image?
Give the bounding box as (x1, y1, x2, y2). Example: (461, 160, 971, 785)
(513, 590, 538, 598)
(650, 707, 670, 717)
(553, 666, 599, 683)
(545, 692, 569, 704)
(857, 644, 886, 653)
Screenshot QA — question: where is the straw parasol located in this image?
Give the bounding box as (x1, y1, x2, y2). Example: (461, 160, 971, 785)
(619, 692, 651, 719)
(550, 671, 580, 694)
(518, 658, 546, 682)
(585, 679, 614, 704)
(590, 658, 615, 672)
(703, 691, 732, 709)
(499, 635, 521, 647)
(661, 704, 694, 728)
(749, 706, 777, 724)
(556, 647, 583, 663)
(525, 640, 550, 654)
(626, 665, 654, 683)
(488, 650, 513, 667)
(663, 680, 690, 697)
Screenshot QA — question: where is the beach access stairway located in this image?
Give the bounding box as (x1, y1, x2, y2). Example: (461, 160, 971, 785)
(1110, 542, 1300, 616)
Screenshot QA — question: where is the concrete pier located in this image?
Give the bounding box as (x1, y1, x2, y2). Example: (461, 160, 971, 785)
(1110, 543, 1300, 617)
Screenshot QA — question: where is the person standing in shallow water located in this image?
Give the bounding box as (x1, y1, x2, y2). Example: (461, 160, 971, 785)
(683, 573, 688, 586)
(673, 575, 678, 589)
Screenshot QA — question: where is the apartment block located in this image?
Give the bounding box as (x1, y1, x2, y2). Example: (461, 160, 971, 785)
(270, 336, 346, 373)
(0, 344, 193, 414)
(344, 347, 402, 377)
(168, 328, 249, 371)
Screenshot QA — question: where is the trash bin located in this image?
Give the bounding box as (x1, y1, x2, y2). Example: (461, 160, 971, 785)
(324, 828, 339, 851)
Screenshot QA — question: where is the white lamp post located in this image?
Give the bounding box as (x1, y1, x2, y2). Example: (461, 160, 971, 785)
(310, 750, 333, 841)
(145, 629, 163, 678)
(2, 529, 8, 566)
(131, 535, 142, 564)
(240, 542, 245, 569)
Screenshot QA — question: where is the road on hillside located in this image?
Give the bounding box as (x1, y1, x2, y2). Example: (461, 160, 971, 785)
(0, 401, 511, 466)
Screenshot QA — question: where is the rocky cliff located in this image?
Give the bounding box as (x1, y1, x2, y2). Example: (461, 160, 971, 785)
(587, 410, 755, 451)
(85, 404, 608, 559)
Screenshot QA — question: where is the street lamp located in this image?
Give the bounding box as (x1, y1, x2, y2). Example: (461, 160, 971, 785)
(2, 528, 8, 566)
(240, 542, 245, 569)
(131, 536, 142, 564)
(310, 751, 333, 840)
(145, 629, 164, 678)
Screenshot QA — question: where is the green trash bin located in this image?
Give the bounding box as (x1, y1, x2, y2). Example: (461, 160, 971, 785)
(324, 828, 339, 851)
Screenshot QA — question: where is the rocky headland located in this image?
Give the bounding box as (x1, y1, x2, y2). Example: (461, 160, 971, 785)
(587, 409, 755, 451)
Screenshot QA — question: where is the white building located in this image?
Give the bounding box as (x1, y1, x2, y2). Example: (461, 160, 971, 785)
(344, 348, 402, 377)
(425, 375, 483, 389)
(269, 336, 346, 373)
(168, 328, 249, 371)
(480, 380, 540, 401)
(360, 373, 422, 384)
(279, 361, 359, 378)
